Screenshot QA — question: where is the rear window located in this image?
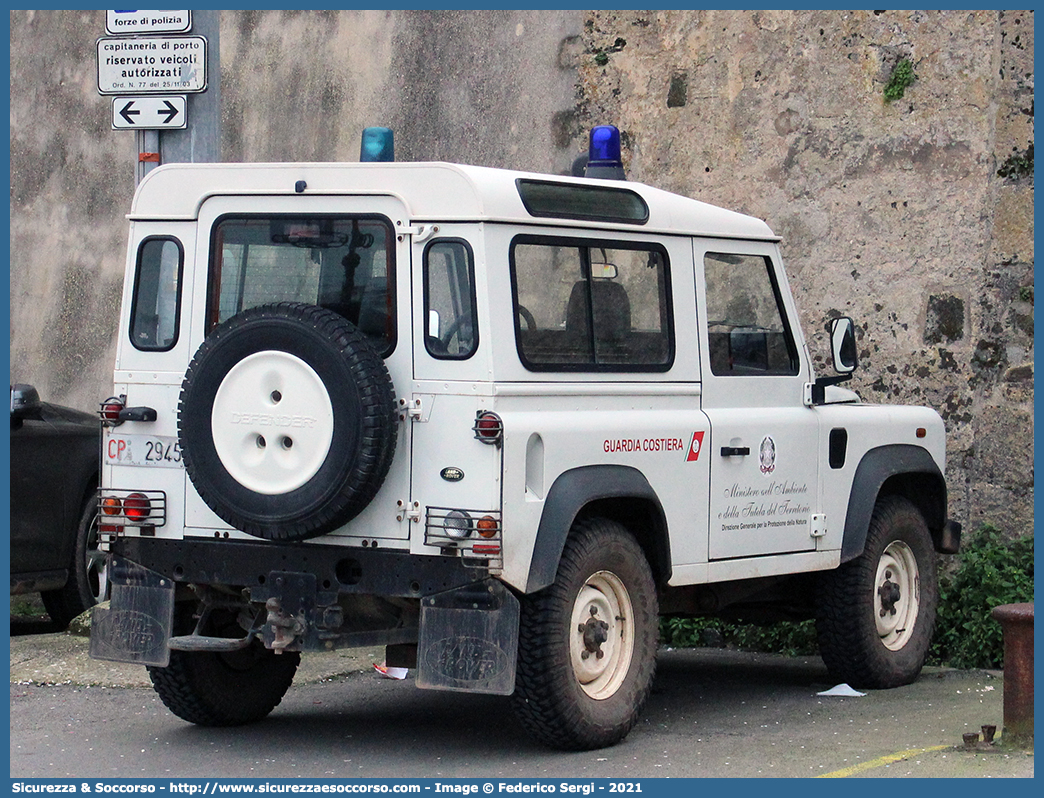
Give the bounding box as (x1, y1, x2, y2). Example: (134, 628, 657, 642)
(208, 215, 395, 356)
(424, 239, 478, 360)
(130, 236, 183, 351)
(510, 235, 673, 372)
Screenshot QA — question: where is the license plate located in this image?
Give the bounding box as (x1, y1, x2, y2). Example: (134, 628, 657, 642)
(105, 433, 183, 468)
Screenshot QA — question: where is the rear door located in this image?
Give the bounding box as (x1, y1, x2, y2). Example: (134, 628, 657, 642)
(179, 194, 414, 542)
(694, 240, 821, 560)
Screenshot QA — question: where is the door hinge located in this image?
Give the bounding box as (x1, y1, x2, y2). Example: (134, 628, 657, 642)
(396, 500, 422, 524)
(810, 514, 827, 538)
(397, 223, 439, 243)
(399, 396, 433, 422)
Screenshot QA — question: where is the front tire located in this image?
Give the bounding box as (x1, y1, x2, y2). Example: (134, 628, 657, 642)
(512, 517, 658, 750)
(816, 496, 938, 688)
(147, 606, 300, 726)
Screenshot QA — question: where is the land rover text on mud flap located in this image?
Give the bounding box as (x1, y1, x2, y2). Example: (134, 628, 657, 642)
(90, 126, 961, 750)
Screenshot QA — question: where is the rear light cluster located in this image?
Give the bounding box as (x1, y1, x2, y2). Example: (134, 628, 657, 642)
(98, 490, 167, 528)
(473, 411, 503, 446)
(99, 396, 126, 426)
(425, 507, 502, 569)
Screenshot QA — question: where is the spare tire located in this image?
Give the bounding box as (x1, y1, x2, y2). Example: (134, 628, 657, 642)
(178, 302, 397, 541)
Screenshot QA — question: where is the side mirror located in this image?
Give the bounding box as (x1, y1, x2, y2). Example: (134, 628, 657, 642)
(10, 383, 41, 421)
(827, 317, 858, 374)
(807, 319, 858, 406)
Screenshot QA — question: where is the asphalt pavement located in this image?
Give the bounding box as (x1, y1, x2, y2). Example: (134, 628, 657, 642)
(8, 612, 1033, 779)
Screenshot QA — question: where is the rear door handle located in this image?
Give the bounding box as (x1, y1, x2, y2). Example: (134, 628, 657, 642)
(720, 446, 750, 457)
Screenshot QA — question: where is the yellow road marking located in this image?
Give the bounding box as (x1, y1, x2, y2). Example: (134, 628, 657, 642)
(816, 745, 951, 778)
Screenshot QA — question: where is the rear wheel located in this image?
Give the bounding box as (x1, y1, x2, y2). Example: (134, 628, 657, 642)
(512, 517, 658, 750)
(816, 496, 938, 688)
(147, 606, 300, 726)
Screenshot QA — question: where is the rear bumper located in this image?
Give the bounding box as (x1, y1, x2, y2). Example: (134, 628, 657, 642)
(111, 535, 487, 599)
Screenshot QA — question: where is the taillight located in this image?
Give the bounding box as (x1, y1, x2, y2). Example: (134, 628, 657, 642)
(473, 411, 503, 445)
(97, 490, 166, 528)
(123, 492, 151, 521)
(477, 515, 499, 538)
(99, 396, 125, 426)
(101, 496, 123, 516)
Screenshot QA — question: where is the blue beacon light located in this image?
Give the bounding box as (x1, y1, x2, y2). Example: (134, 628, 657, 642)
(360, 127, 395, 162)
(583, 125, 626, 180)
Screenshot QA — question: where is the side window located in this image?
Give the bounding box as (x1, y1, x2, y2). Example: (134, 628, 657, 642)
(209, 216, 395, 356)
(130, 237, 183, 351)
(510, 236, 672, 371)
(424, 239, 478, 359)
(703, 253, 798, 376)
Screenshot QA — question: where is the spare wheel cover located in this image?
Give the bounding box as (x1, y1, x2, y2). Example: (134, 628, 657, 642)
(178, 302, 397, 541)
(210, 350, 335, 495)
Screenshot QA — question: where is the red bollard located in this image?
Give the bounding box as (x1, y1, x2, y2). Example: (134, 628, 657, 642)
(990, 602, 1034, 745)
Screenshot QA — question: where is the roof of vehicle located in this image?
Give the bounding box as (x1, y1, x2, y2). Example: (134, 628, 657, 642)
(129, 161, 778, 241)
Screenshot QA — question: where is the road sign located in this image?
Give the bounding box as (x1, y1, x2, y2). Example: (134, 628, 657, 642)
(97, 35, 207, 95)
(106, 10, 191, 35)
(111, 95, 187, 130)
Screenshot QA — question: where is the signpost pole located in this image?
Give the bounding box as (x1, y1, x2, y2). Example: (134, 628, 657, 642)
(159, 9, 220, 168)
(136, 129, 160, 184)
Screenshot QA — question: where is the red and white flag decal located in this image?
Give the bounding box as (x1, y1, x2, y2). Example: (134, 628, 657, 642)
(686, 431, 706, 462)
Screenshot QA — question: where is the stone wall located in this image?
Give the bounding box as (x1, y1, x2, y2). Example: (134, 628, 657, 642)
(9, 10, 1033, 536)
(576, 9, 1034, 537)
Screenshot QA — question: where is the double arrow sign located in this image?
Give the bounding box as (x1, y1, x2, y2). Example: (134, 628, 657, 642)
(111, 95, 187, 130)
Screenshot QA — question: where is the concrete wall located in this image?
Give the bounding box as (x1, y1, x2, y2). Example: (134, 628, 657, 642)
(9, 9, 583, 411)
(10, 10, 133, 411)
(220, 10, 582, 171)
(9, 10, 1033, 536)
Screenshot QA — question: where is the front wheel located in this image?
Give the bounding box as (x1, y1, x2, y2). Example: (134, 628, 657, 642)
(512, 517, 658, 750)
(816, 496, 938, 688)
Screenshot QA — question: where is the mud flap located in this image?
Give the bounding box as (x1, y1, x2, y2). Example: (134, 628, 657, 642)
(89, 555, 175, 666)
(417, 578, 519, 695)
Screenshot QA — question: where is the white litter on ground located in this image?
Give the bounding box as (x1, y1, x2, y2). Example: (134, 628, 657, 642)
(373, 663, 408, 680)
(817, 683, 866, 697)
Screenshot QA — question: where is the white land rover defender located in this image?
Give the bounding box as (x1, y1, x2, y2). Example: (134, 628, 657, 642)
(91, 126, 961, 750)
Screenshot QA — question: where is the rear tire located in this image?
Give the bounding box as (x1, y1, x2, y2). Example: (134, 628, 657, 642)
(147, 606, 300, 726)
(512, 517, 658, 750)
(816, 496, 937, 688)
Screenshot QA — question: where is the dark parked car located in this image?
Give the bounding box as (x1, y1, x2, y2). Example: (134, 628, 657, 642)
(10, 383, 106, 627)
